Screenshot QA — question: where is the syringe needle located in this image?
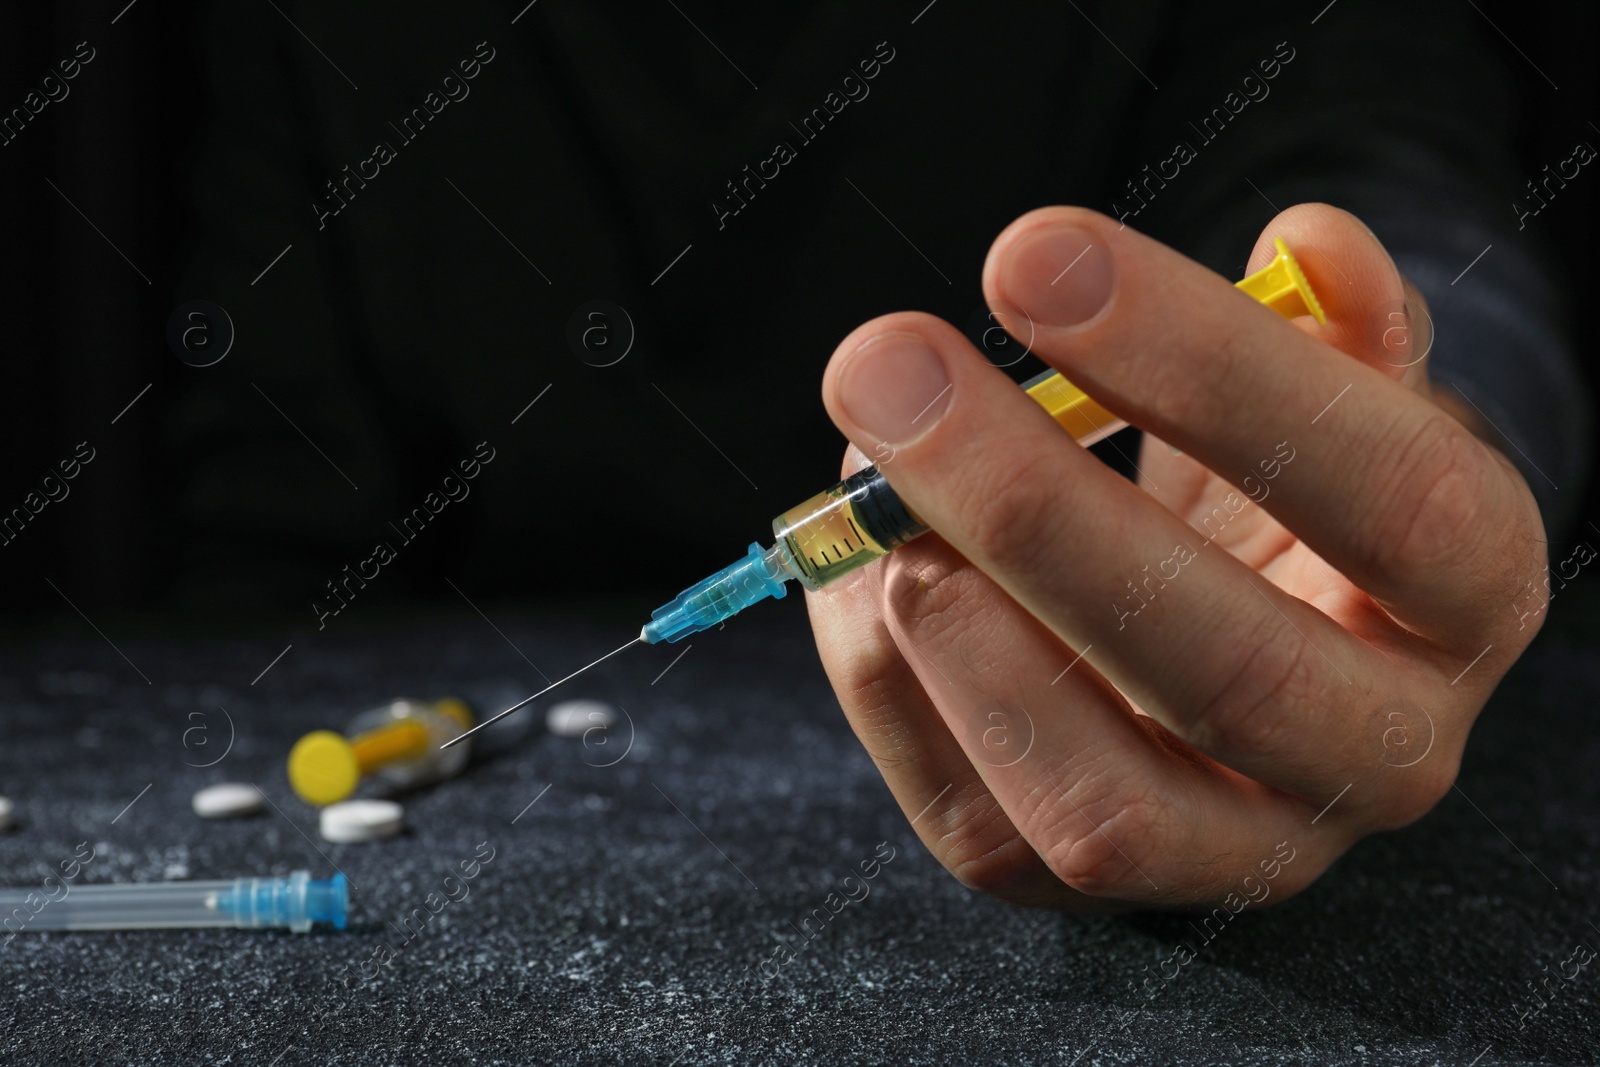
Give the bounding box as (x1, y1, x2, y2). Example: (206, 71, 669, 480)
(442, 636, 643, 749)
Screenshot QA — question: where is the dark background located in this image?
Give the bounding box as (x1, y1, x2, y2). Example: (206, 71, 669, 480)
(1, 0, 1595, 630)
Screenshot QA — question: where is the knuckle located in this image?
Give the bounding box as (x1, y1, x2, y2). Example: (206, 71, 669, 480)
(1373, 746, 1461, 829)
(1138, 319, 1245, 434)
(823, 631, 904, 726)
(1033, 773, 1170, 897)
(1485, 479, 1551, 645)
(962, 450, 1060, 576)
(1189, 615, 1321, 757)
(926, 788, 1044, 896)
(1356, 416, 1492, 588)
(942, 833, 1047, 899)
(880, 549, 985, 646)
(843, 679, 923, 768)
(815, 626, 930, 769)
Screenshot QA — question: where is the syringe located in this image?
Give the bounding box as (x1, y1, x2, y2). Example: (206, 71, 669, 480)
(0, 870, 347, 933)
(443, 242, 1325, 749)
(641, 239, 1324, 644)
(288, 697, 476, 806)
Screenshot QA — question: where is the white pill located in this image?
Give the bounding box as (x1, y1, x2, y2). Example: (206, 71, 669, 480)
(191, 783, 264, 819)
(0, 796, 14, 832)
(319, 799, 404, 843)
(546, 699, 618, 737)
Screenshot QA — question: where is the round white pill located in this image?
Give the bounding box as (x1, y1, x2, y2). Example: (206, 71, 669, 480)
(319, 799, 404, 843)
(0, 795, 14, 832)
(546, 699, 618, 738)
(191, 783, 264, 819)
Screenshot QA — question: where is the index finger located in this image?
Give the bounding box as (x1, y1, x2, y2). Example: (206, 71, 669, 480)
(981, 205, 1536, 649)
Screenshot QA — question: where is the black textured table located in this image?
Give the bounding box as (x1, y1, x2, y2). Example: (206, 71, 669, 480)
(2, 590, 1598, 1066)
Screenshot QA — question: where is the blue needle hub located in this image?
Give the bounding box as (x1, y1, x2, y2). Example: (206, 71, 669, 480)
(642, 542, 791, 644)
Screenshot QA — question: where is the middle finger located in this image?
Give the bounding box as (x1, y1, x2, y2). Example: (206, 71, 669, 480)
(821, 312, 1388, 806)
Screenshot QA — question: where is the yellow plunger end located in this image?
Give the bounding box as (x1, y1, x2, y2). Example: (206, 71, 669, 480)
(1236, 237, 1327, 325)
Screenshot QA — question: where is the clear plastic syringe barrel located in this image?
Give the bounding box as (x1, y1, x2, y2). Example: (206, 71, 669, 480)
(0, 870, 346, 933)
(772, 465, 930, 591)
(289, 699, 473, 806)
(347, 699, 473, 790)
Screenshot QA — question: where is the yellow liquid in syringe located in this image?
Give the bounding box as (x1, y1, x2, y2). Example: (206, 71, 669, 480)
(772, 468, 928, 591)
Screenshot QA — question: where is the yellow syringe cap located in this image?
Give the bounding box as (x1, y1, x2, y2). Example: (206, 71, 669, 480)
(1236, 237, 1326, 325)
(288, 730, 362, 807)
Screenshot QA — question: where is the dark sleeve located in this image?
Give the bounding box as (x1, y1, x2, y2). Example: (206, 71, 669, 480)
(1380, 216, 1590, 541)
(1131, 0, 1593, 540)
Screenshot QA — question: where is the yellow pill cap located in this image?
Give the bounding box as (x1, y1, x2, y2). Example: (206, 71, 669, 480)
(288, 730, 361, 807)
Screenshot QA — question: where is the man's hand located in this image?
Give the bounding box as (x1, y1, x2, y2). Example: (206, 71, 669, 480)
(804, 203, 1548, 909)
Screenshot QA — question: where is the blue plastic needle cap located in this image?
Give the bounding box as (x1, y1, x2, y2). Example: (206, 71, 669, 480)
(214, 871, 348, 933)
(643, 542, 789, 644)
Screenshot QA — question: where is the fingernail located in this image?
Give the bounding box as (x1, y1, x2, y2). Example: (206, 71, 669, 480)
(844, 443, 874, 474)
(835, 332, 952, 447)
(1002, 225, 1113, 328)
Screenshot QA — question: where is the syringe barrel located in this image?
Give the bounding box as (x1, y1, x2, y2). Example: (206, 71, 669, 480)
(347, 700, 473, 789)
(1, 879, 239, 931)
(771, 465, 930, 591)
(0, 871, 346, 933)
